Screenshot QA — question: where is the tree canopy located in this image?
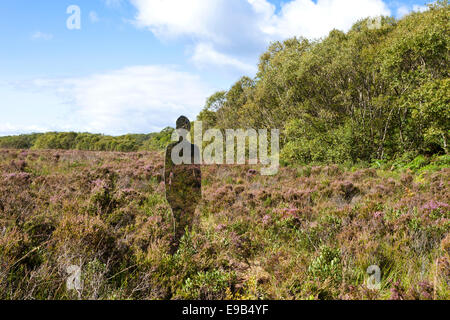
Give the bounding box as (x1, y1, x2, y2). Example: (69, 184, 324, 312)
(198, 1, 449, 164)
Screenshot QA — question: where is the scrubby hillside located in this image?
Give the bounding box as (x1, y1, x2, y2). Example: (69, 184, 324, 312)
(0, 149, 448, 299)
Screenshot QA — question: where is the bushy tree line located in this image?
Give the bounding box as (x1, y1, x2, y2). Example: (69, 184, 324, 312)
(0, 129, 174, 152)
(198, 1, 449, 165)
(0, 133, 41, 149)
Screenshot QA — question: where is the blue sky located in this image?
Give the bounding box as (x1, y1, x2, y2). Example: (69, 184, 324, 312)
(0, 0, 431, 135)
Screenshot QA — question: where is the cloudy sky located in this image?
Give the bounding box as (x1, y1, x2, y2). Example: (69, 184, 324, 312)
(0, 0, 429, 135)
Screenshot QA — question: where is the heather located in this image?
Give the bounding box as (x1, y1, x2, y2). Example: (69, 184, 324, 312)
(0, 149, 448, 300)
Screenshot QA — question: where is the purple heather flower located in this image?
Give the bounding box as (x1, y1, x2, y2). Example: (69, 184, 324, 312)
(215, 224, 226, 231)
(421, 200, 449, 211)
(262, 214, 271, 225)
(373, 211, 384, 219)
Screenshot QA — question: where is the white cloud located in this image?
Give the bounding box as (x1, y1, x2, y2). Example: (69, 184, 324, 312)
(131, 0, 220, 41)
(191, 43, 257, 74)
(24, 66, 214, 135)
(0, 124, 50, 136)
(397, 5, 411, 17)
(31, 31, 53, 41)
(268, 0, 391, 40)
(129, 0, 391, 73)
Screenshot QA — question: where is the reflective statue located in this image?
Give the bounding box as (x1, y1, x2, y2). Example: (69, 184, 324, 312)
(164, 116, 202, 253)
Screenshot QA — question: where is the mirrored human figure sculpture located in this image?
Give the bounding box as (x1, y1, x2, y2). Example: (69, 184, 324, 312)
(164, 116, 202, 253)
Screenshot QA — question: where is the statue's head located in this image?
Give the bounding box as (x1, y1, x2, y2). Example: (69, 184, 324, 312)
(176, 116, 191, 131)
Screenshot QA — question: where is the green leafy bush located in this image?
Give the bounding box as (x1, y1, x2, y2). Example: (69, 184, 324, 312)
(308, 246, 342, 283)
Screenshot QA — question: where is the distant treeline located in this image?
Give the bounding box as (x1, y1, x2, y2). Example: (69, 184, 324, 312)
(0, 128, 174, 152)
(198, 1, 449, 165)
